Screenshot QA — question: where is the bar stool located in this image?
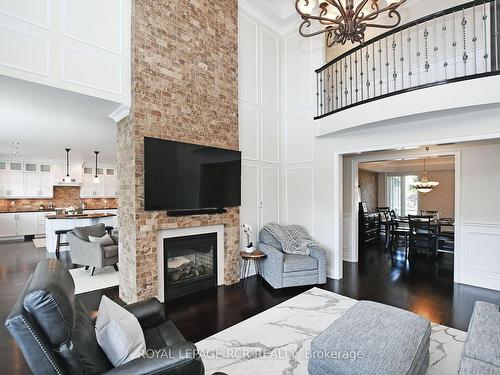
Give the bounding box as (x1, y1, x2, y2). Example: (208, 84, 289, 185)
(55, 229, 70, 259)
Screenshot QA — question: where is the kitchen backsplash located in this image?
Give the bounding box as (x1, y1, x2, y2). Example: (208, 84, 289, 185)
(0, 186, 117, 212)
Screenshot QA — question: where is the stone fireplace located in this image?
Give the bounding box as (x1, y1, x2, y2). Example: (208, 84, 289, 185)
(116, 0, 239, 304)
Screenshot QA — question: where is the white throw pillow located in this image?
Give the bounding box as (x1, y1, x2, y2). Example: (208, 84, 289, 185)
(88, 233, 115, 246)
(95, 296, 146, 367)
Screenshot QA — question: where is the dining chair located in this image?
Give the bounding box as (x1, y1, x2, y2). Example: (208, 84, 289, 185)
(408, 215, 437, 260)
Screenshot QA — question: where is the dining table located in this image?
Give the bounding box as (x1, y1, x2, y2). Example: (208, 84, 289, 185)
(394, 217, 455, 234)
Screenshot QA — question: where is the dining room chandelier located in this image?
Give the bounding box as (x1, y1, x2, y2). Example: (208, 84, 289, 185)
(413, 148, 439, 194)
(295, 0, 406, 46)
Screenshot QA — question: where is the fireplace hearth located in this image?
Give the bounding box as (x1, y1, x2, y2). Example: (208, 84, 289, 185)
(164, 233, 217, 300)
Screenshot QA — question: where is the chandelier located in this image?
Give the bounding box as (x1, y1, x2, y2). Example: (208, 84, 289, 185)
(413, 148, 439, 194)
(295, 0, 406, 46)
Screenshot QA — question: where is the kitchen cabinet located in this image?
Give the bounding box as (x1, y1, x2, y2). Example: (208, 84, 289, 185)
(0, 161, 54, 198)
(0, 171, 8, 196)
(0, 212, 54, 238)
(0, 213, 17, 237)
(81, 166, 117, 198)
(9, 171, 24, 196)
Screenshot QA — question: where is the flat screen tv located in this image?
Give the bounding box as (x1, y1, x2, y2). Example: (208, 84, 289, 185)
(144, 137, 241, 211)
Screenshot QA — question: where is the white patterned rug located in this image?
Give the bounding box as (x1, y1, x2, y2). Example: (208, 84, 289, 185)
(32, 237, 46, 248)
(196, 288, 466, 375)
(69, 266, 119, 294)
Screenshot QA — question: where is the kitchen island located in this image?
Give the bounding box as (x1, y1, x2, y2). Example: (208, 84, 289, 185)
(45, 213, 116, 253)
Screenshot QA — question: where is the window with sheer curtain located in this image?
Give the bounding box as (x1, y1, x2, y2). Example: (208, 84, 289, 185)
(387, 175, 418, 216)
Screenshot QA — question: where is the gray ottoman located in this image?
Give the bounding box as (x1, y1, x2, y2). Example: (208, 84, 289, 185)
(309, 301, 431, 375)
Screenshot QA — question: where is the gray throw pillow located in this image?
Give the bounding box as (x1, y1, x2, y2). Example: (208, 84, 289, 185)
(95, 296, 146, 367)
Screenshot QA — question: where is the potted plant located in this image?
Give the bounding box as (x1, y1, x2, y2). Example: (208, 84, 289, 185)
(241, 224, 254, 253)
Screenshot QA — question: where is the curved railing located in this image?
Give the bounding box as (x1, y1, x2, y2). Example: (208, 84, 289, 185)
(315, 0, 500, 119)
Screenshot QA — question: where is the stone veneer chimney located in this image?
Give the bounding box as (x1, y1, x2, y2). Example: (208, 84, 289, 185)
(117, 1, 240, 303)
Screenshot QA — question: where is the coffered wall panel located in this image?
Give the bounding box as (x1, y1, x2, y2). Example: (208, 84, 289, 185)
(0, 0, 50, 28)
(0, 0, 131, 106)
(0, 26, 49, 76)
(238, 9, 281, 248)
(63, 0, 122, 54)
(260, 28, 279, 112)
(238, 13, 258, 104)
(239, 103, 259, 161)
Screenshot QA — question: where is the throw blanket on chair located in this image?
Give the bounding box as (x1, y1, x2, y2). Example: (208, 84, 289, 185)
(263, 223, 318, 256)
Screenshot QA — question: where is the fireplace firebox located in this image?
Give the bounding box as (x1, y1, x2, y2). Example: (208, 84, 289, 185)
(164, 233, 217, 300)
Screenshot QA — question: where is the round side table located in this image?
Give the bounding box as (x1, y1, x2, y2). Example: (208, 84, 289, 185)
(240, 250, 267, 288)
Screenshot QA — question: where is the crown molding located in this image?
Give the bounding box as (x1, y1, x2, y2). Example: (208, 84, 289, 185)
(109, 104, 130, 123)
(238, 0, 298, 36)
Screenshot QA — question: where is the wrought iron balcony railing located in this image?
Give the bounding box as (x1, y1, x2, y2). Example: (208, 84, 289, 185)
(315, 0, 500, 119)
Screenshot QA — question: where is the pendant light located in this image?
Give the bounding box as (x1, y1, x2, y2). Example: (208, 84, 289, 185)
(413, 147, 439, 194)
(93, 151, 100, 184)
(63, 148, 72, 183)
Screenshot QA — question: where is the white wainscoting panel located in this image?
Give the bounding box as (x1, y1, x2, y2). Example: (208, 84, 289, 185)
(260, 28, 278, 112)
(62, 47, 122, 94)
(241, 164, 259, 248)
(285, 167, 313, 232)
(342, 214, 354, 262)
(0, 0, 130, 105)
(261, 166, 279, 226)
(63, 0, 123, 54)
(0, 26, 48, 76)
(239, 103, 259, 161)
(285, 112, 313, 163)
(238, 13, 258, 104)
(0, 0, 50, 28)
(261, 111, 279, 163)
(285, 34, 312, 112)
(459, 222, 500, 291)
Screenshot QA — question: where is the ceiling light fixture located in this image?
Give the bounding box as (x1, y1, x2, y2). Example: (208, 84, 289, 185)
(413, 147, 439, 194)
(93, 151, 100, 184)
(64, 148, 72, 183)
(295, 0, 406, 46)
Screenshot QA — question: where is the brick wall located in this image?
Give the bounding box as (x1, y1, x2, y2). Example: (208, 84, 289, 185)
(0, 186, 117, 212)
(117, 0, 239, 303)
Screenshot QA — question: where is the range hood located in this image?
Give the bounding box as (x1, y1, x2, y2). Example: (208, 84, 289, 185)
(54, 181, 81, 187)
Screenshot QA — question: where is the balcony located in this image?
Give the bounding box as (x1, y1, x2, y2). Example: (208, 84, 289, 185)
(315, 0, 500, 121)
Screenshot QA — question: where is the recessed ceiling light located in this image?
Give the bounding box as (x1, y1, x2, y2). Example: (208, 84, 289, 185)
(403, 146, 419, 150)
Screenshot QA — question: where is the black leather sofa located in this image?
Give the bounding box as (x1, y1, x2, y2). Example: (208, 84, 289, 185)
(4, 259, 204, 375)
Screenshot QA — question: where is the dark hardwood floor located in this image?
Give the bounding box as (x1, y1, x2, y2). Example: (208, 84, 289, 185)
(1, 238, 499, 374)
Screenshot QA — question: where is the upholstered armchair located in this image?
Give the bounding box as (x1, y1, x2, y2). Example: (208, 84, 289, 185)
(67, 223, 118, 275)
(4, 259, 205, 375)
(257, 226, 327, 289)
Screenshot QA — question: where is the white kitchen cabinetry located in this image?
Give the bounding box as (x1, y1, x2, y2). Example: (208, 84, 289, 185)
(0, 213, 17, 237)
(0, 161, 54, 198)
(0, 212, 54, 238)
(81, 167, 117, 198)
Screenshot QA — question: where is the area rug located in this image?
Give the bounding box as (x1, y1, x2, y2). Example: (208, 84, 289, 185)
(69, 266, 119, 295)
(196, 288, 466, 375)
(32, 238, 46, 248)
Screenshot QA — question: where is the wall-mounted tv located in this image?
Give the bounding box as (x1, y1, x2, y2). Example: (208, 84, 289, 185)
(144, 137, 241, 211)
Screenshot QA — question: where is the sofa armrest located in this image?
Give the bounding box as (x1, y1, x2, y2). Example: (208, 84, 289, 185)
(257, 243, 284, 288)
(124, 298, 165, 328)
(103, 342, 204, 375)
(110, 234, 119, 245)
(67, 232, 103, 266)
(309, 246, 327, 284)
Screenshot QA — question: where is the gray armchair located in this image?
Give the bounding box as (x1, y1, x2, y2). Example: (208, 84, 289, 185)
(257, 226, 327, 289)
(67, 223, 118, 275)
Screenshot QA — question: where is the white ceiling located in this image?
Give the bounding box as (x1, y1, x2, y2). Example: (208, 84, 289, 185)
(0, 76, 118, 165)
(241, 0, 298, 27)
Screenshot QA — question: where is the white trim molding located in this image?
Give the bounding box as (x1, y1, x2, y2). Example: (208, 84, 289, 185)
(109, 104, 130, 123)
